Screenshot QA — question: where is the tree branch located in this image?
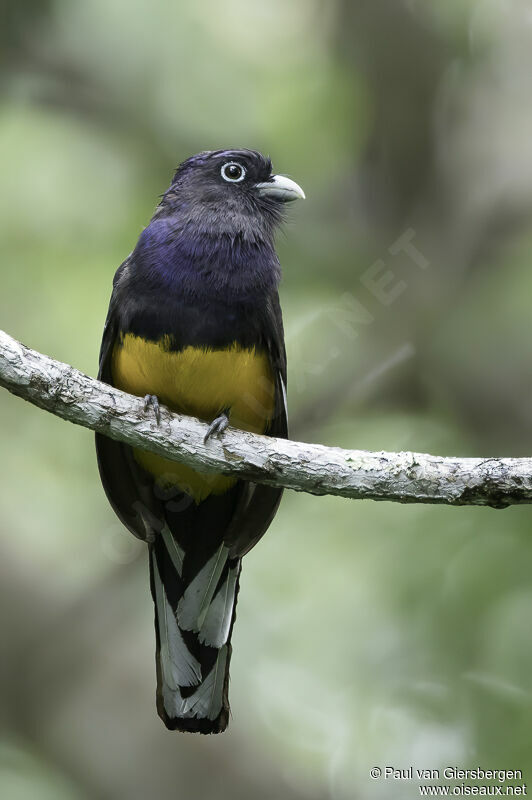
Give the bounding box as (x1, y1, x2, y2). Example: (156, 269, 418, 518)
(1, 328, 531, 508)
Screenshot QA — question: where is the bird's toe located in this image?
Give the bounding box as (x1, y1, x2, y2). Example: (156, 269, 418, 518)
(204, 412, 230, 443)
(143, 394, 161, 424)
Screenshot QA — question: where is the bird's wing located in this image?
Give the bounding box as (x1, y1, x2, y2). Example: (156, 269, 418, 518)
(223, 290, 288, 557)
(96, 257, 164, 540)
(98, 257, 129, 382)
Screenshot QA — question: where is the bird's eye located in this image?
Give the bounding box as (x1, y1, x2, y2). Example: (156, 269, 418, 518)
(221, 162, 246, 183)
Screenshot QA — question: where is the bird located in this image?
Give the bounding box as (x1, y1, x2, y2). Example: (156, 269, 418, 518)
(96, 149, 305, 734)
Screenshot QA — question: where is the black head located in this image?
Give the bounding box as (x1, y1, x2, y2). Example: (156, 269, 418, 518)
(157, 149, 305, 242)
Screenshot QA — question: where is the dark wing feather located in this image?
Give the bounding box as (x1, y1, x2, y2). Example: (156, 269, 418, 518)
(224, 291, 288, 557)
(96, 257, 161, 540)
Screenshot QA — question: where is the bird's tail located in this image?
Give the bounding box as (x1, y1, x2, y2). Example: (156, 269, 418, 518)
(148, 523, 241, 734)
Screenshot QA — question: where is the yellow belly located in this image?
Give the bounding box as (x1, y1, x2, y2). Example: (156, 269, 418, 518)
(111, 333, 275, 501)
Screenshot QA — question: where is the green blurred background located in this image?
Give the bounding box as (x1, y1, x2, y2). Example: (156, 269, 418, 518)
(2, 1, 532, 798)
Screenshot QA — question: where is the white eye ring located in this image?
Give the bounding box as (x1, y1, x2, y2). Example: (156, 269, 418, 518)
(221, 161, 246, 183)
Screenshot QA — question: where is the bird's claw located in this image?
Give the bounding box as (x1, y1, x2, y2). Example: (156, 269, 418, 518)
(204, 412, 229, 443)
(143, 394, 161, 424)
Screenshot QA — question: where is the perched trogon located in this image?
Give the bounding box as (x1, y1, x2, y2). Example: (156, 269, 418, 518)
(96, 149, 304, 734)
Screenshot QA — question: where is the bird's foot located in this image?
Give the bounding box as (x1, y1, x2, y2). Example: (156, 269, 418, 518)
(204, 412, 230, 443)
(143, 394, 161, 425)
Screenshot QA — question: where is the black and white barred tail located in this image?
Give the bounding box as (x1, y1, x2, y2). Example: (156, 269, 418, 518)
(149, 524, 241, 733)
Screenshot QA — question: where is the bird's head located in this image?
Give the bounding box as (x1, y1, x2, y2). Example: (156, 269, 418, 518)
(158, 149, 305, 242)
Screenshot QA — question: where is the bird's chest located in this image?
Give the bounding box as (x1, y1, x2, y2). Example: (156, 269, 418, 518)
(111, 333, 275, 433)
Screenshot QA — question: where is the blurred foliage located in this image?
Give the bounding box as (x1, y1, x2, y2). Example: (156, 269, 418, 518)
(2, 1, 532, 798)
